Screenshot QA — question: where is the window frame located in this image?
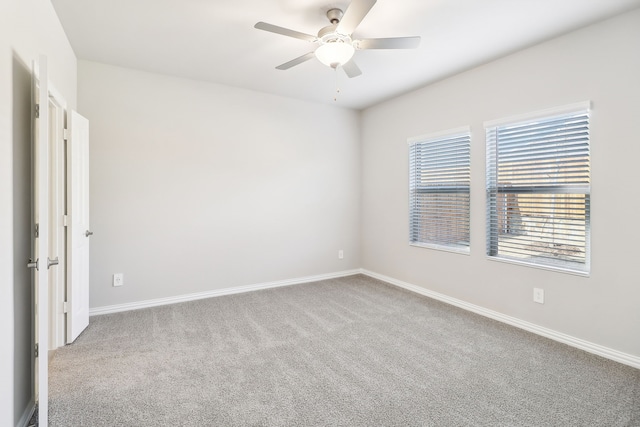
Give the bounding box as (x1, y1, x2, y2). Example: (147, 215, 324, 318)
(408, 127, 471, 255)
(484, 102, 591, 276)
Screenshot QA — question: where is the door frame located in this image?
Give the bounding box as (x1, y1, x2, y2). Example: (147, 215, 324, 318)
(47, 88, 67, 350)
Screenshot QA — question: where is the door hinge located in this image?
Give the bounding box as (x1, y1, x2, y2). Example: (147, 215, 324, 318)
(63, 215, 68, 227)
(27, 258, 39, 270)
(63, 301, 68, 314)
(35, 223, 39, 238)
(35, 343, 39, 358)
(35, 104, 40, 118)
(63, 128, 69, 141)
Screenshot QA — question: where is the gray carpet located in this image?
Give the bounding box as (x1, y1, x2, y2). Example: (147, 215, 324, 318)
(49, 275, 640, 426)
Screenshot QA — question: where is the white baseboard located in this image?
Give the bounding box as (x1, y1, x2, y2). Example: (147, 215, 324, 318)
(361, 269, 640, 370)
(17, 399, 35, 427)
(89, 267, 640, 369)
(89, 269, 361, 316)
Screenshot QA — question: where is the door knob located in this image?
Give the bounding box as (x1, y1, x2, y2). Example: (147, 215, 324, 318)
(27, 258, 39, 270)
(47, 257, 59, 269)
(85, 230, 94, 237)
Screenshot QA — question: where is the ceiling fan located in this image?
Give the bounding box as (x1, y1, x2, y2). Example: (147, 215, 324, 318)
(254, 0, 421, 78)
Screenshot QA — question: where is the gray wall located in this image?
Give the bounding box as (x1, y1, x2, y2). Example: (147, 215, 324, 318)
(361, 9, 640, 358)
(0, 1, 77, 425)
(78, 61, 361, 309)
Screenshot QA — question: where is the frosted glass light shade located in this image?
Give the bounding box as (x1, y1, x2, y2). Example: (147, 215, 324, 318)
(315, 42, 355, 67)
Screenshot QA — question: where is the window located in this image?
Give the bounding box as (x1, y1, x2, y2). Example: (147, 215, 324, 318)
(409, 129, 471, 253)
(485, 104, 590, 273)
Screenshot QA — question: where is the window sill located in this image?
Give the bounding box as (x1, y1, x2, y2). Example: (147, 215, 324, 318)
(486, 256, 590, 277)
(410, 242, 470, 256)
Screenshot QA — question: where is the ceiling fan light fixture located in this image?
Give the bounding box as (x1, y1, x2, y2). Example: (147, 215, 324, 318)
(255, 0, 421, 78)
(315, 41, 355, 68)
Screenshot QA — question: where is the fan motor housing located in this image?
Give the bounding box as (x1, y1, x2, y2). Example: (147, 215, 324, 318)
(318, 26, 353, 46)
(318, 24, 338, 38)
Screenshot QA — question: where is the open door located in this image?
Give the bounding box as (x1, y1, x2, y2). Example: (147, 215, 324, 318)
(31, 54, 51, 427)
(66, 110, 90, 343)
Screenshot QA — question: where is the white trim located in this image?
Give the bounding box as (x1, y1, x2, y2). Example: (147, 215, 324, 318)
(410, 242, 470, 256)
(483, 101, 591, 128)
(17, 399, 35, 427)
(486, 255, 590, 277)
(89, 269, 361, 316)
(33, 59, 68, 111)
(361, 269, 640, 370)
(407, 125, 470, 145)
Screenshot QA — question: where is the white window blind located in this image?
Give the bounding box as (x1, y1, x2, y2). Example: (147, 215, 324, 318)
(409, 131, 470, 252)
(486, 108, 590, 272)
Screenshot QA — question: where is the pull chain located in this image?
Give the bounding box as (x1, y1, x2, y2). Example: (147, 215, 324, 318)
(333, 67, 341, 102)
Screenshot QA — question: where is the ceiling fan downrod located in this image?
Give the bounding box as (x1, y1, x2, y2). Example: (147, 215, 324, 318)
(326, 8, 344, 25)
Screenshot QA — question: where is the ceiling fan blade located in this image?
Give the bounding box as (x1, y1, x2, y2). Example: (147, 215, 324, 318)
(254, 22, 317, 42)
(342, 59, 362, 78)
(275, 52, 316, 70)
(356, 36, 421, 49)
(336, 0, 377, 35)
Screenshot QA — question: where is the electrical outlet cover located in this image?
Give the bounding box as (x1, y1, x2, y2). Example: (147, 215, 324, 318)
(113, 273, 124, 287)
(533, 287, 544, 304)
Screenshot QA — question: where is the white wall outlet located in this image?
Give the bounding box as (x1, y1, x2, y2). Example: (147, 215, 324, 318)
(113, 273, 124, 287)
(533, 287, 544, 304)
(338, 250, 344, 259)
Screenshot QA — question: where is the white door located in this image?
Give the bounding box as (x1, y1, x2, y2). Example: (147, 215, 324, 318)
(32, 55, 51, 427)
(67, 110, 90, 343)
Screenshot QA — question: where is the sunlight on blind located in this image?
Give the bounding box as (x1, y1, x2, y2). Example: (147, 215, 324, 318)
(486, 109, 590, 272)
(409, 132, 470, 252)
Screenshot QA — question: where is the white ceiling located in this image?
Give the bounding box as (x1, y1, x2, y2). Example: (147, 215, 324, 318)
(51, 0, 640, 110)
